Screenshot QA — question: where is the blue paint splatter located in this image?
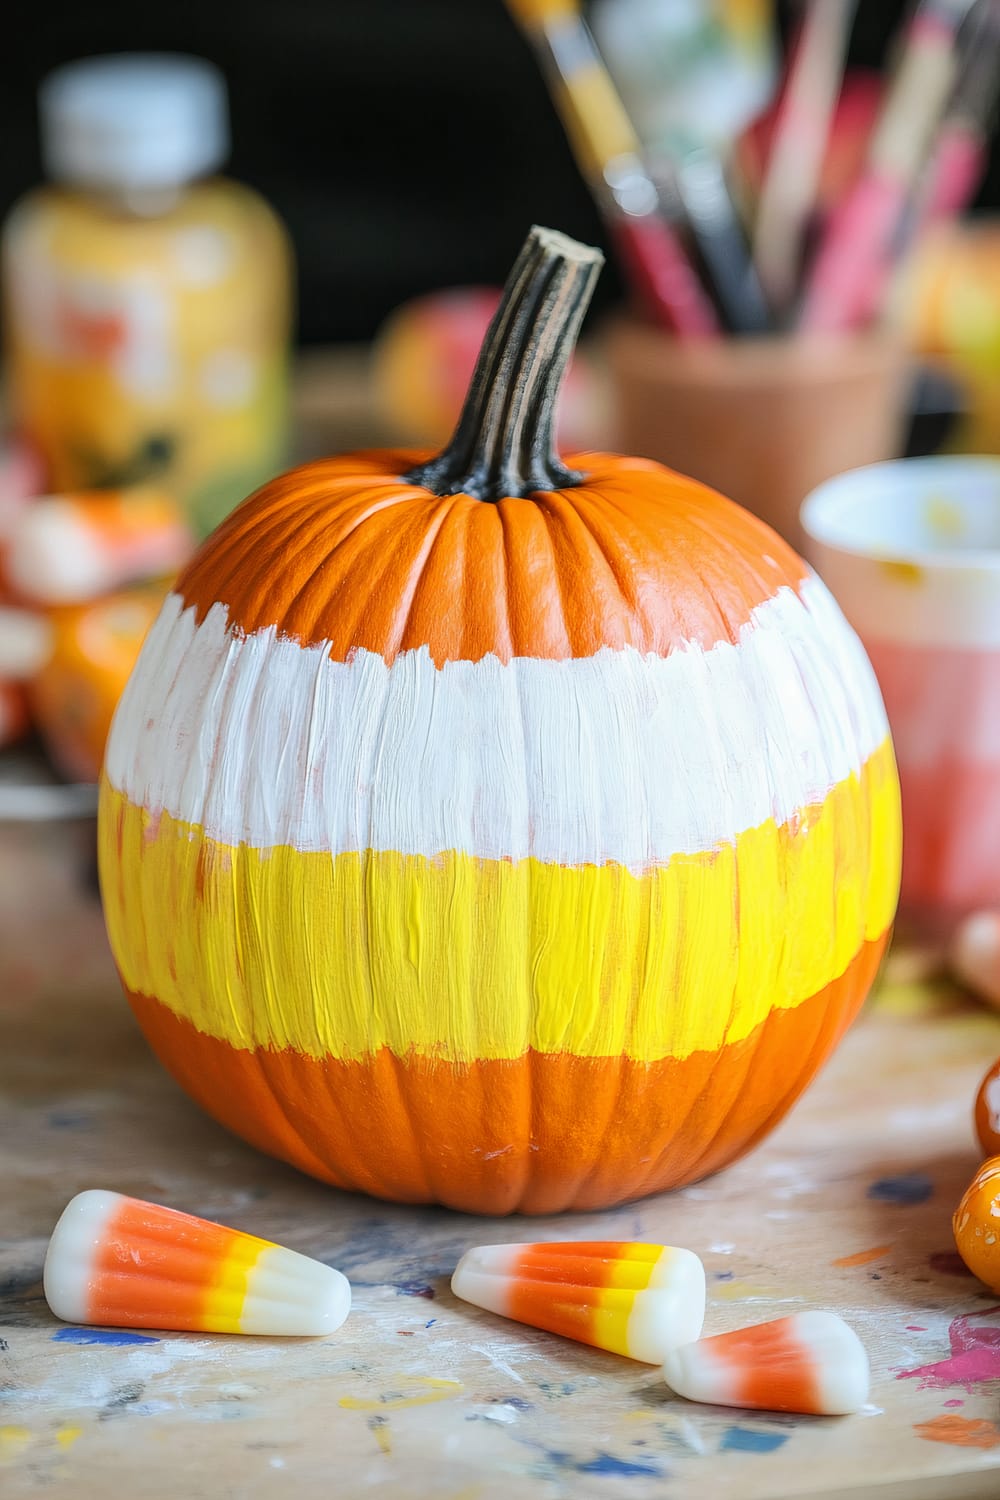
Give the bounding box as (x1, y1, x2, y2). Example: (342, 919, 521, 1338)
(715, 1271, 735, 1281)
(720, 1427, 789, 1454)
(394, 1281, 435, 1299)
(425, 1318, 437, 1328)
(499, 1397, 534, 1411)
(577, 1454, 666, 1477)
(867, 1172, 933, 1206)
(53, 1327, 159, 1347)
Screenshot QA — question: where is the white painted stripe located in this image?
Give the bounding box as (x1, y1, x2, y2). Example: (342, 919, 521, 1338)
(105, 575, 889, 868)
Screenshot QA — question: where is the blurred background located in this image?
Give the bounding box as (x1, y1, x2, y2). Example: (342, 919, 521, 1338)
(3, 0, 997, 340)
(2, 0, 1000, 827)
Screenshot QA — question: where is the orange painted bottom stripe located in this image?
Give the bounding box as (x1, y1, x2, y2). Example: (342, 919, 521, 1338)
(123, 932, 887, 1215)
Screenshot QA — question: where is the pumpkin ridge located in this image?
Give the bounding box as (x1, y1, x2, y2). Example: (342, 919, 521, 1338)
(105, 581, 897, 868)
(121, 933, 885, 1214)
(97, 224, 902, 1215)
(99, 737, 898, 1071)
(174, 464, 818, 663)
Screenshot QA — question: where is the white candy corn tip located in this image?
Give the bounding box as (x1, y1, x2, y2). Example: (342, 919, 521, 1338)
(44, 1189, 121, 1323)
(627, 1248, 705, 1363)
(663, 1310, 869, 1416)
(43, 1188, 351, 1338)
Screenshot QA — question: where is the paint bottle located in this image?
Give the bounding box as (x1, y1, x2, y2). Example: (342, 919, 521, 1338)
(1, 54, 293, 537)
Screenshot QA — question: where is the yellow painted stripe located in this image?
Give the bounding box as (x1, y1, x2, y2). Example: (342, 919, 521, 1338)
(99, 738, 899, 1066)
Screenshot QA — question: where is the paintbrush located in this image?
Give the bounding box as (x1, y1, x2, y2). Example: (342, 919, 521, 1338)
(799, 0, 978, 333)
(662, 144, 773, 335)
(505, 0, 720, 338)
(918, 0, 1000, 228)
(753, 0, 858, 319)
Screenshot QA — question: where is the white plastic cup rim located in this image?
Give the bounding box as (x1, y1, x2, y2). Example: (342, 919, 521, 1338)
(801, 454, 1000, 573)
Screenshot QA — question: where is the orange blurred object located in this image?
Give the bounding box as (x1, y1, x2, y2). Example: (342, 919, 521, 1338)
(0, 438, 45, 549)
(0, 680, 29, 749)
(371, 286, 608, 450)
(900, 222, 1000, 454)
(976, 1058, 1000, 1159)
(954, 1156, 1000, 1293)
(29, 580, 168, 782)
(5, 487, 193, 606)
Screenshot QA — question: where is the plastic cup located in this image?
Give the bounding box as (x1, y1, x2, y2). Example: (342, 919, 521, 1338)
(802, 455, 1000, 924)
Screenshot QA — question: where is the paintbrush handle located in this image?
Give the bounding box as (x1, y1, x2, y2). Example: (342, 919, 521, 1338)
(800, 0, 971, 332)
(753, 0, 858, 316)
(672, 152, 772, 335)
(507, 0, 720, 339)
(611, 212, 721, 338)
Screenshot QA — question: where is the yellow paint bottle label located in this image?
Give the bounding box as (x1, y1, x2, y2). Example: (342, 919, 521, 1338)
(2, 180, 292, 536)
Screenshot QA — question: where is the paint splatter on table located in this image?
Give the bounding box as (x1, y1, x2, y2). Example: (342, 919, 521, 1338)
(3, 818, 1000, 1498)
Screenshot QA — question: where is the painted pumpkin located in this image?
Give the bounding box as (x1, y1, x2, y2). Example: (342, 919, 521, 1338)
(99, 227, 901, 1215)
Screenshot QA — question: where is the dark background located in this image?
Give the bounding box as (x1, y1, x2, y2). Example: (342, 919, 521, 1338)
(3, 0, 997, 343)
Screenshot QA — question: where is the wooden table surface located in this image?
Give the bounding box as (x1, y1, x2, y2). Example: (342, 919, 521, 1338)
(2, 814, 1000, 1500)
(3, 353, 1000, 1497)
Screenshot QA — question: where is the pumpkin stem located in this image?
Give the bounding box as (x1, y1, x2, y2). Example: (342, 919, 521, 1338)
(404, 225, 604, 502)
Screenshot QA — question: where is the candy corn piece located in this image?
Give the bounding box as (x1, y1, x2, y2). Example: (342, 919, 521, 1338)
(6, 488, 192, 605)
(451, 1241, 705, 1363)
(44, 1190, 350, 1337)
(663, 1311, 870, 1415)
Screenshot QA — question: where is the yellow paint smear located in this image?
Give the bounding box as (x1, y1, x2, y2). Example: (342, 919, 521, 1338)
(55, 1426, 83, 1451)
(879, 560, 925, 585)
(340, 1376, 463, 1412)
(367, 1416, 392, 1455)
(711, 1280, 778, 1302)
(923, 494, 966, 542)
(100, 739, 899, 1066)
(0, 1427, 33, 1461)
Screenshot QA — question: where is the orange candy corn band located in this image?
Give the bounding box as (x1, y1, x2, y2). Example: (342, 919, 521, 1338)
(663, 1312, 870, 1415)
(43, 1190, 350, 1337)
(121, 930, 884, 1215)
(451, 1242, 705, 1363)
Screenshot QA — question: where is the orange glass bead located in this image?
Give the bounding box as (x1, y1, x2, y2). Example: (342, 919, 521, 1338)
(954, 1157, 1000, 1293)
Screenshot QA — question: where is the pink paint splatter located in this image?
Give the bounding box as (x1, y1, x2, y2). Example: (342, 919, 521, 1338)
(944, 1400, 965, 1408)
(897, 1306, 1000, 1390)
(905, 1325, 927, 1332)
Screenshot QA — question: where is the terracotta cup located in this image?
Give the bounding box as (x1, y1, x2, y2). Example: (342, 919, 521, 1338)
(802, 455, 1000, 924)
(606, 319, 909, 552)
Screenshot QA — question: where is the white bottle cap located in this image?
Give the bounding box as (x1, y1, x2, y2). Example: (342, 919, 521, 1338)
(40, 53, 229, 193)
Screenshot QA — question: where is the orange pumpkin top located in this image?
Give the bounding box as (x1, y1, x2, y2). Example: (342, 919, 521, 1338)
(178, 227, 807, 666)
